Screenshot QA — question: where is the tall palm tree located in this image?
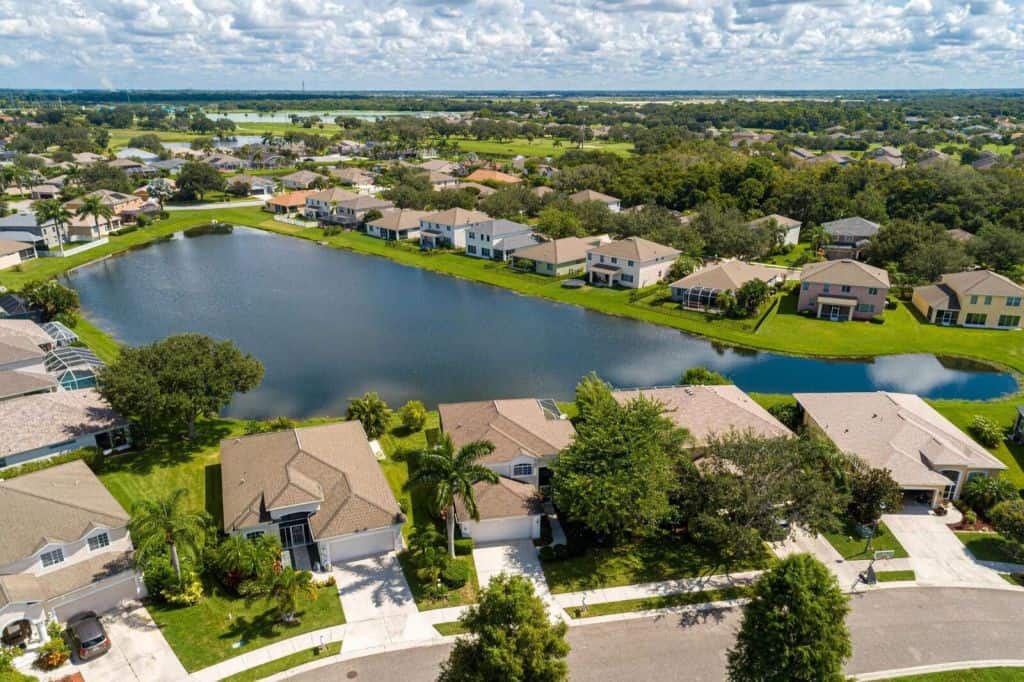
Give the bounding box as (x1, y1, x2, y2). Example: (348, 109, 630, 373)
(405, 435, 499, 557)
(216, 533, 281, 587)
(75, 194, 113, 239)
(33, 198, 71, 257)
(242, 567, 317, 623)
(130, 488, 209, 582)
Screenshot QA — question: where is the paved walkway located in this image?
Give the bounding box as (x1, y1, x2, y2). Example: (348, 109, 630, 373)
(882, 513, 1010, 588)
(190, 624, 346, 682)
(472, 541, 568, 621)
(553, 570, 762, 609)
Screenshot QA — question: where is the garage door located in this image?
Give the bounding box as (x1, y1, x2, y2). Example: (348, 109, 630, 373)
(50, 573, 145, 622)
(463, 516, 536, 544)
(327, 527, 398, 564)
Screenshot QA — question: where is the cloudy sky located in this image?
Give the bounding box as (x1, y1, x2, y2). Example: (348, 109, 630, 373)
(1, 0, 1022, 91)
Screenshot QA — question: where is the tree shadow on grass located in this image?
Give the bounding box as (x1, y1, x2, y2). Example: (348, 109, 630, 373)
(101, 419, 235, 477)
(219, 606, 306, 645)
(205, 464, 224, 528)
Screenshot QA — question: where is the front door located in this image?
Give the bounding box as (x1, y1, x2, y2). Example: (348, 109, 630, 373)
(280, 524, 307, 549)
(829, 305, 841, 321)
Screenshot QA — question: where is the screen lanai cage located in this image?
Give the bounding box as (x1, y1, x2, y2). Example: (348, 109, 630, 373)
(44, 346, 104, 390)
(40, 321, 80, 347)
(675, 286, 724, 312)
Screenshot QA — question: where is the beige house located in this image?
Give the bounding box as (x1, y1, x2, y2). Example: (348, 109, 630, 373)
(220, 422, 405, 568)
(670, 259, 795, 313)
(0, 461, 143, 652)
(913, 270, 1023, 330)
(64, 190, 143, 219)
(747, 214, 802, 246)
(512, 235, 611, 276)
(366, 209, 429, 241)
(0, 239, 36, 271)
(304, 187, 359, 221)
(279, 170, 327, 190)
(798, 259, 890, 321)
(586, 237, 680, 289)
(796, 391, 1007, 505)
(569, 189, 621, 212)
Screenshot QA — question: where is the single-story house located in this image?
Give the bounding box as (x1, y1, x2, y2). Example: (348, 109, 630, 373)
(419, 208, 492, 250)
(0, 370, 58, 402)
(795, 391, 1007, 505)
(806, 152, 855, 167)
(0, 324, 47, 374)
(456, 181, 496, 197)
(366, 209, 429, 241)
(0, 460, 143, 653)
(465, 219, 538, 261)
(455, 477, 544, 544)
(586, 237, 680, 289)
(798, 259, 890, 321)
(670, 259, 794, 313)
(463, 169, 521, 185)
(418, 159, 460, 175)
(330, 167, 376, 191)
(115, 147, 159, 162)
(0, 239, 37, 270)
(279, 170, 327, 190)
(0, 389, 131, 469)
(266, 190, 315, 215)
(569, 189, 621, 213)
(227, 174, 277, 197)
(29, 185, 59, 200)
(747, 214, 802, 247)
(913, 270, 1023, 330)
(150, 158, 187, 175)
(71, 152, 106, 166)
(511, 234, 612, 276)
(789, 147, 817, 163)
(204, 154, 245, 171)
(220, 422, 405, 567)
(821, 216, 880, 260)
(865, 146, 906, 169)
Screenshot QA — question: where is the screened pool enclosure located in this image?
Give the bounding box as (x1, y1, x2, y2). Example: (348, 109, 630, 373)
(44, 347, 104, 390)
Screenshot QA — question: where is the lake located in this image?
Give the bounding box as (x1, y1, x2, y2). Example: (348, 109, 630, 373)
(211, 110, 454, 123)
(64, 227, 1018, 419)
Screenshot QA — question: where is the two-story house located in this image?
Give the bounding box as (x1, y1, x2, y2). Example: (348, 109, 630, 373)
(0, 212, 62, 251)
(913, 270, 1023, 329)
(365, 209, 429, 241)
(331, 196, 395, 227)
(220, 422, 405, 568)
(304, 187, 359, 221)
(418, 208, 491, 250)
(465, 219, 538, 261)
(512, 234, 612, 276)
(0, 461, 143, 651)
(585, 237, 681, 289)
(747, 214, 802, 247)
(821, 217, 880, 260)
(797, 259, 890, 321)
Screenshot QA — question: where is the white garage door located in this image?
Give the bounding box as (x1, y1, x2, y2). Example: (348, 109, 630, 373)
(463, 516, 536, 544)
(50, 573, 145, 622)
(327, 527, 398, 564)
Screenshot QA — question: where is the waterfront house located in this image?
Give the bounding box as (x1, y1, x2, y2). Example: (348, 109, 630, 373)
(585, 237, 680, 289)
(330, 195, 395, 227)
(747, 214, 802, 247)
(0, 460, 143, 651)
(465, 219, 538, 261)
(795, 391, 1006, 505)
(0, 212, 61, 250)
(227, 174, 278, 197)
(913, 270, 1023, 329)
(266, 190, 315, 215)
(511, 235, 612, 276)
(0, 239, 37, 270)
(670, 259, 794, 313)
(464, 169, 521, 185)
(115, 147, 159, 162)
(418, 208, 491, 250)
(280, 170, 327, 190)
(0, 327, 46, 374)
(220, 422, 405, 567)
(569, 189, 621, 213)
(0, 370, 57, 402)
(797, 259, 890, 321)
(304, 187, 359, 221)
(821, 216, 880, 260)
(150, 158, 187, 175)
(203, 153, 245, 171)
(64, 190, 143, 221)
(366, 209, 429, 241)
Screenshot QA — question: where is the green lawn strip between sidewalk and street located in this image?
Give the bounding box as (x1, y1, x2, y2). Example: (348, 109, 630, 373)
(568, 585, 752, 619)
(219, 641, 342, 682)
(878, 667, 1024, 681)
(433, 621, 469, 636)
(875, 570, 916, 583)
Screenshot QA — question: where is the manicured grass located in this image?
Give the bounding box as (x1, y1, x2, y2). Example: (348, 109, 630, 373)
(220, 641, 341, 682)
(568, 585, 752, 619)
(107, 128, 201, 149)
(433, 621, 468, 636)
(762, 242, 812, 266)
(928, 399, 1024, 488)
(955, 531, 1021, 564)
(875, 569, 916, 583)
(147, 583, 345, 672)
(396, 551, 480, 612)
(879, 667, 1024, 681)
(540, 536, 771, 594)
(71, 315, 122, 363)
(823, 521, 908, 560)
(440, 136, 634, 159)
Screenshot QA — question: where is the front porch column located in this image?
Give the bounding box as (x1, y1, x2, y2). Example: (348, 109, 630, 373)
(816, 302, 823, 318)
(34, 617, 48, 643)
(848, 305, 855, 321)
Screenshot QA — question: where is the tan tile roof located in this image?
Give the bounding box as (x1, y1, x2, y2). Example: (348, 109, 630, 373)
(338, 196, 393, 211)
(309, 187, 358, 203)
(747, 214, 801, 229)
(588, 237, 681, 263)
(0, 319, 52, 348)
(0, 334, 46, 367)
(220, 422, 402, 539)
(439, 399, 576, 465)
(421, 207, 491, 227)
(569, 189, 619, 205)
(455, 476, 542, 521)
(331, 167, 375, 184)
(464, 169, 521, 184)
(611, 385, 792, 447)
(800, 259, 890, 288)
(280, 170, 326, 184)
(0, 389, 125, 459)
(940, 270, 1024, 298)
(513, 235, 610, 266)
(368, 209, 430, 231)
(0, 573, 43, 607)
(796, 391, 1006, 489)
(671, 259, 794, 291)
(0, 370, 58, 400)
(913, 283, 958, 310)
(34, 550, 134, 601)
(0, 460, 130, 564)
(0, 239, 34, 256)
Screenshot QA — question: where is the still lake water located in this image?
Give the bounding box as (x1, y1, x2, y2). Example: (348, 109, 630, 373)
(65, 227, 1017, 419)
(211, 110, 453, 123)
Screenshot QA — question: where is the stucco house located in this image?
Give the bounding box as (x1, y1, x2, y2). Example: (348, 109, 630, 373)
(670, 259, 794, 313)
(0, 461, 144, 652)
(586, 237, 680, 289)
(569, 189, 621, 213)
(463, 169, 521, 185)
(418, 208, 491, 250)
(266, 190, 315, 215)
(64, 190, 143, 220)
(220, 422, 405, 568)
(366, 209, 429, 241)
(279, 170, 327, 190)
(329, 196, 395, 227)
(796, 391, 1007, 506)
(0, 212, 62, 250)
(798, 259, 890, 321)
(913, 270, 1023, 330)
(747, 214, 802, 247)
(821, 217, 880, 260)
(227, 174, 278, 197)
(511, 235, 612, 276)
(0, 239, 37, 270)
(465, 219, 538, 261)
(304, 187, 359, 221)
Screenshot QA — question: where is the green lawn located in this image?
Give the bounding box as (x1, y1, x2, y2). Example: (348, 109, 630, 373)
(875, 569, 916, 583)
(440, 136, 634, 159)
(823, 521, 908, 560)
(220, 642, 341, 682)
(433, 621, 468, 636)
(955, 532, 1021, 564)
(568, 585, 751, 619)
(107, 128, 202, 149)
(928, 400, 1024, 488)
(762, 243, 812, 266)
(540, 536, 771, 594)
(71, 316, 122, 363)
(879, 667, 1024, 681)
(147, 583, 344, 672)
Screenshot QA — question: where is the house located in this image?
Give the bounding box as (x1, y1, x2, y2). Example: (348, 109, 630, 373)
(463, 169, 521, 185)
(805, 151, 855, 166)
(798, 259, 890, 321)
(913, 270, 1023, 329)
(569, 189, 621, 213)
(465, 219, 538, 261)
(0, 370, 58, 402)
(427, 171, 459, 191)
(821, 216, 880, 260)
(531, 186, 554, 199)
(455, 478, 544, 544)
(747, 214, 802, 246)
(512, 235, 612, 276)
(219, 422, 405, 567)
(66, 212, 122, 240)
(0, 212, 61, 250)
(203, 154, 245, 172)
(788, 147, 817, 163)
(947, 228, 974, 242)
(586, 237, 681, 288)
(150, 158, 187, 175)
(418, 208, 491, 250)
(107, 158, 157, 177)
(971, 151, 1001, 170)
(0, 460, 143, 652)
(670, 259, 793, 312)
(330, 167, 376, 191)
(266, 190, 315, 215)
(328, 196, 395, 227)
(456, 181, 497, 197)
(279, 170, 327, 190)
(418, 159, 460, 175)
(0, 389, 130, 468)
(115, 147, 159, 162)
(226, 174, 277, 197)
(0, 239, 37, 270)
(29, 184, 59, 200)
(64, 190, 144, 220)
(611, 385, 791, 450)
(305, 188, 363, 223)
(865, 146, 906, 168)
(917, 150, 953, 169)
(795, 391, 1007, 505)
(0, 320, 52, 375)
(365, 209, 428, 241)
(71, 152, 106, 166)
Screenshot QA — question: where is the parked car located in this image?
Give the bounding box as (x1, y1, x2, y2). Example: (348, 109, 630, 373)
(66, 611, 110, 661)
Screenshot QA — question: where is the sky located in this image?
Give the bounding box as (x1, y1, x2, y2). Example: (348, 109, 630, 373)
(0, 0, 1022, 91)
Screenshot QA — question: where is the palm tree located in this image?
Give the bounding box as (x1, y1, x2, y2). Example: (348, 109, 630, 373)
(130, 488, 209, 582)
(74, 194, 113, 240)
(33, 198, 71, 257)
(405, 435, 499, 557)
(347, 392, 391, 440)
(243, 567, 318, 623)
(215, 533, 281, 587)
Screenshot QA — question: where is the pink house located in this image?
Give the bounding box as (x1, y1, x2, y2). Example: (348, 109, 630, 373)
(797, 259, 890, 321)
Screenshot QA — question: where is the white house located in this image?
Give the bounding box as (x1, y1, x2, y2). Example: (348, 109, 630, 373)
(0, 239, 37, 271)
(366, 209, 429, 241)
(569, 189, 621, 213)
(465, 219, 538, 261)
(747, 214, 802, 247)
(418, 208, 491, 250)
(586, 237, 681, 289)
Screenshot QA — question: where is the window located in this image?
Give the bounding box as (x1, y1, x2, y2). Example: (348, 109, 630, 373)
(868, 287, 879, 295)
(627, 260, 635, 267)
(801, 283, 810, 291)
(998, 315, 1021, 328)
(587, 253, 592, 261)
(88, 533, 110, 551)
(467, 232, 475, 239)
(823, 284, 831, 293)
(512, 463, 533, 477)
(481, 248, 491, 257)
(245, 531, 265, 540)
(970, 295, 979, 305)
(611, 257, 618, 264)
(856, 303, 875, 313)
(965, 313, 988, 325)
(841, 285, 851, 293)
(41, 548, 64, 568)
(984, 296, 993, 305)
(467, 245, 477, 254)
(621, 273, 634, 283)
(1008, 297, 1022, 307)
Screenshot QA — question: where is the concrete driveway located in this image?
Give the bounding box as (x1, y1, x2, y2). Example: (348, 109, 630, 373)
(882, 512, 1009, 588)
(73, 604, 187, 682)
(472, 541, 566, 620)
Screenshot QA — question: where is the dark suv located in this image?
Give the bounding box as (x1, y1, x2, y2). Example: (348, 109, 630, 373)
(66, 612, 111, 661)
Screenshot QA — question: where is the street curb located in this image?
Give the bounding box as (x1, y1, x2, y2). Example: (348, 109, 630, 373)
(566, 597, 748, 626)
(854, 659, 1024, 680)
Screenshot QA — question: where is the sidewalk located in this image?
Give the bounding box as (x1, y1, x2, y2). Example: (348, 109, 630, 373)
(553, 570, 762, 609)
(189, 624, 347, 682)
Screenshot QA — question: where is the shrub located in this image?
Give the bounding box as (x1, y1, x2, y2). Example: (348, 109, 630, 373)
(963, 510, 978, 526)
(538, 546, 555, 562)
(322, 575, 337, 588)
(0, 448, 100, 480)
(34, 622, 69, 670)
(552, 544, 570, 561)
(680, 366, 731, 386)
(441, 558, 470, 589)
(0, 644, 18, 672)
(162, 571, 204, 606)
(961, 476, 1018, 517)
(399, 400, 428, 431)
(767, 402, 800, 431)
(969, 415, 1003, 448)
(142, 555, 179, 597)
(453, 538, 474, 556)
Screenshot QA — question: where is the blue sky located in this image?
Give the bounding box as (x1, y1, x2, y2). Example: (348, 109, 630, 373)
(1, 0, 1022, 90)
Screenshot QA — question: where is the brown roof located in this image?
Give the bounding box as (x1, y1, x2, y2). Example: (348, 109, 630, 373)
(0, 460, 130, 565)
(0, 319, 52, 347)
(569, 189, 619, 205)
(438, 399, 576, 465)
(280, 170, 327, 184)
(368, 209, 430, 231)
(914, 283, 958, 311)
(588, 237, 681, 263)
(947, 228, 974, 242)
(0, 389, 125, 459)
(220, 422, 402, 539)
(309, 187, 358, 203)
(513, 235, 611, 265)
(338, 195, 393, 211)
(0, 574, 43, 607)
(800, 259, 890, 288)
(35, 550, 134, 601)
(940, 269, 1023, 297)
(455, 477, 542, 521)
(456, 181, 496, 196)
(0, 333, 46, 368)
(0, 239, 34, 256)
(671, 259, 794, 291)
(331, 167, 375, 184)
(747, 214, 801, 230)
(267, 190, 315, 208)
(464, 169, 521, 184)
(0, 370, 57, 400)
(421, 207, 491, 227)
(611, 385, 792, 447)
